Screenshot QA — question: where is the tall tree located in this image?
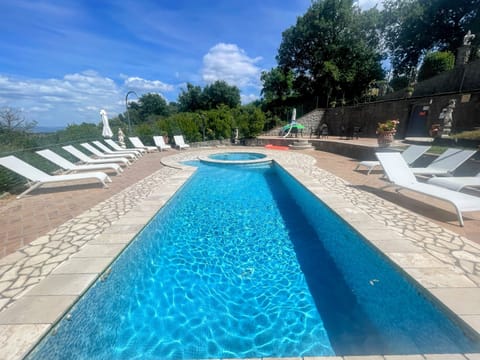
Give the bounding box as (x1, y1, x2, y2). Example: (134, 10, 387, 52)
(383, 0, 480, 75)
(177, 83, 205, 112)
(131, 93, 169, 122)
(276, 0, 384, 105)
(0, 107, 37, 132)
(260, 67, 295, 103)
(202, 80, 241, 109)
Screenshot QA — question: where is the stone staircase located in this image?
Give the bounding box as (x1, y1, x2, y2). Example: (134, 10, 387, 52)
(263, 108, 326, 136)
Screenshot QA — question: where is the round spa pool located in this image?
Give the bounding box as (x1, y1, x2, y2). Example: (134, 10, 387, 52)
(199, 152, 272, 165)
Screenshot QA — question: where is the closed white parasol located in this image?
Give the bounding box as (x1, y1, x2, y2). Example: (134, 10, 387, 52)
(100, 109, 113, 138)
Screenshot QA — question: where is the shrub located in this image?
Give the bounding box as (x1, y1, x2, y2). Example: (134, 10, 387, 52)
(418, 51, 455, 82)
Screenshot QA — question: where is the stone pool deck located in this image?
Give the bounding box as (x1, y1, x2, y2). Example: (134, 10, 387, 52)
(0, 145, 479, 359)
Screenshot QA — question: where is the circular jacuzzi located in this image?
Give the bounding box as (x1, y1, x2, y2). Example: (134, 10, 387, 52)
(199, 152, 272, 165)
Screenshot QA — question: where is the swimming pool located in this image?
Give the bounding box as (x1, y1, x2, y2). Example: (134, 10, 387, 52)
(208, 152, 267, 161)
(27, 161, 480, 359)
(199, 152, 272, 166)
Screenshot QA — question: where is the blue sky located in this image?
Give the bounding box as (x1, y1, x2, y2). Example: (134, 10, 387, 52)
(0, 0, 379, 127)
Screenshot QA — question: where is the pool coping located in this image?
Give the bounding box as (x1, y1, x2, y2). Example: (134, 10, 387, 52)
(0, 148, 479, 360)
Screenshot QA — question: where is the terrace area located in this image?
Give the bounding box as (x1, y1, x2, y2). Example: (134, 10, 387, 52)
(0, 139, 479, 359)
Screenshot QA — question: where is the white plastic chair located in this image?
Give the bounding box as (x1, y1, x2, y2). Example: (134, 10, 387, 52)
(153, 136, 172, 151)
(376, 152, 480, 226)
(36, 149, 122, 175)
(355, 145, 430, 175)
(410, 148, 476, 176)
(173, 135, 190, 150)
(63, 145, 130, 167)
(128, 137, 157, 152)
(0, 155, 111, 199)
(92, 141, 140, 158)
(427, 172, 480, 192)
(81, 143, 136, 160)
(104, 139, 145, 156)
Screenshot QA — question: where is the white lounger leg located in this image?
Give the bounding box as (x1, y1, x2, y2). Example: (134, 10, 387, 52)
(17, 182, 42, 199)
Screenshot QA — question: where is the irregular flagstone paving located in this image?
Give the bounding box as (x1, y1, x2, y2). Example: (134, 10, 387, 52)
(0, 165, 180, 310)
(0, 148, 479, 360)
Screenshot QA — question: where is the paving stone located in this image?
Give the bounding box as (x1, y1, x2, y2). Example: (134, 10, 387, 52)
(0, 324, 50, 360)
(0, 295, 76, 324)
(22, 254, 51, 268)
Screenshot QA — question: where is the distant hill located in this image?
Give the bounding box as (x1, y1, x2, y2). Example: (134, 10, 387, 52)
(31, 125, 65, 133)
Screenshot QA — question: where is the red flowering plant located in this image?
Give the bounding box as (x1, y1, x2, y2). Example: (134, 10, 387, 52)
(376, 119, 399, 135)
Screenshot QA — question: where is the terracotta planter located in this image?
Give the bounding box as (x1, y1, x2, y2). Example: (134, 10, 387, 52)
(377, 131, 395, 147)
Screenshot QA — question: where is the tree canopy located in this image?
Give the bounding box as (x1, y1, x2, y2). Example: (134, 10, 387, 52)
(178, 81, 241, 112)
(275, 0, 384, 106)
(417, 51, 455, 81)
(128, 93, 170, 124)
(383, 0, 480, 75)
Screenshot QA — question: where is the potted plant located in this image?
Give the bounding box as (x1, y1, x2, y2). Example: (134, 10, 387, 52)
(376, 119, 399, 147)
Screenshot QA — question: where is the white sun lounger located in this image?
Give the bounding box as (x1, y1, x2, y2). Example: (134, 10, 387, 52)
(427, 172, 480, 192)
(0, 155, 111, 199)
(173, 135, 190, 150)
(410, 148, 476, 176)
(104, 139, 145, 156)
(63, 145, 130, 167)
(355, 145, 430, 175)
(153, 136, 172, 151)
(128, 137, 157, 152)
(92, 141, 141, 158)
(36, 149, 122, 175)
(376, 152, 480, 226)
(81, 143, 137, 160)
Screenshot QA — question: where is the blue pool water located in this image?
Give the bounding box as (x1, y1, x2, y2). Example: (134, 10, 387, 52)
(28, 161, 480, 359)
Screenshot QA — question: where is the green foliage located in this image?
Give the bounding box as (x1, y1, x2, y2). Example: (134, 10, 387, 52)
(383, 0, 480, 74)
(202, 81, 241, 109)
(178, 83, 205, 112)
(178, 81, 241, 112)
(389, 75, 410, 91)
(276, 0, 384, 105)
(417, 51, 455, 81)
(260, 67, 295, 102)
(129, 93, 170, 123)
(233, 104, 266, 138)
(55, 123, 102, 143)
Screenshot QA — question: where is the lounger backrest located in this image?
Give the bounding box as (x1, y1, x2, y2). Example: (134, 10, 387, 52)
(0, 155, 50, 182)
(92, 141, 112, 152)
(426, 148, 476, 171)
(36, 149, 75, 169)
(105, 139, 123, 151)
(153, 136, 166, 147)
(153, 135, 167, 148)
(376, 152, 418, 185)
(174, 135, 185, 146)
(129, 137, 143, 147)
(63, 145, 90, 162)
(401, 145, 430, 165)
(81, 143, 103, 156)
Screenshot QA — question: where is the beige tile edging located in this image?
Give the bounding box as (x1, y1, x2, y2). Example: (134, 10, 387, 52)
(0, 164, 196, 359)
(0, 148, 479, 360)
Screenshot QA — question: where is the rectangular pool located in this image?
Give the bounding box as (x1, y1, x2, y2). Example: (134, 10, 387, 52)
(27, 161, 480, 359)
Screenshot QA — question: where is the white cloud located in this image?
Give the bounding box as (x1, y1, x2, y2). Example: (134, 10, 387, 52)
(241, 93, 259, 104)
(356, 0, 383, 10)
(122, 76, 175, 92)
(202, 43, 262, 88)
(0, 71, 176, 127)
